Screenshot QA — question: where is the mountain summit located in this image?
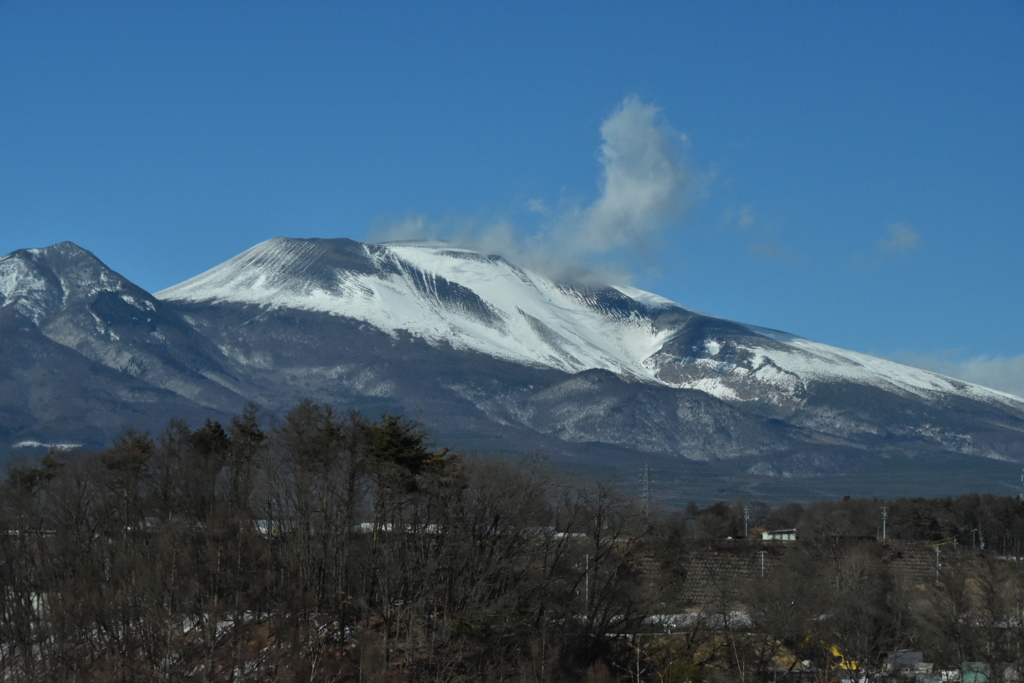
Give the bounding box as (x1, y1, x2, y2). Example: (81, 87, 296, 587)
(0, 242, 147, 326)
(4, 238, 1024, 499)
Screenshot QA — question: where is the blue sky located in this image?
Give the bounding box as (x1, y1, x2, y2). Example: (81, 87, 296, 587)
(2, 2, 1023, 396)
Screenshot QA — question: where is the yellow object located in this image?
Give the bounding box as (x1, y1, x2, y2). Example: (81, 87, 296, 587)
(801, 636, 859, 671)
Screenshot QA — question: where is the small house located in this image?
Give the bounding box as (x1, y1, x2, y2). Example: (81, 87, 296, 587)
(762, 528, 797, 541)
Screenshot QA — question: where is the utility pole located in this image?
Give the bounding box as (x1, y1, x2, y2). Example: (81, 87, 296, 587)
(743, 506, 750, 539)
(758, 550, 767, 578)
(881, 505, 888, 541)
(934, 546, 941, 582)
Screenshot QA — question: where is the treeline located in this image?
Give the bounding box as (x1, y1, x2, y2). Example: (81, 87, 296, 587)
(1, 402, 656, 682)
(4, 402, 1024, 682)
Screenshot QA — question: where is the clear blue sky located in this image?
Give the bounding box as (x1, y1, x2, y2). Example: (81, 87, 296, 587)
(2, 2, 1023, 395)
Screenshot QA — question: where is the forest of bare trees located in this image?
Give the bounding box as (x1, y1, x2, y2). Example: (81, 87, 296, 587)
(4, 402, 1024, 682)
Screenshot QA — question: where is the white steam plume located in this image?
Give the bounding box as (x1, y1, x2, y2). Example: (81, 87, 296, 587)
(561, 95, 691, 255)
(369, 96, 696, 283)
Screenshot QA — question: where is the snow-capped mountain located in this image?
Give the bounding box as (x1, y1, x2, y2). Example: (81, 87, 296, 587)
(0, 243, 245, 448)
(159, 238, 679, 379)
(1, 242, 246, 405)
(4, 238, 1024, 498)
(159, 237, 1023, 411)
(1, 241, 149, 325)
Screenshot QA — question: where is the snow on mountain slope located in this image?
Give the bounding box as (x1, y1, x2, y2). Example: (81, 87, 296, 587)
(0, 242, 153, 326)
(157, 237, 1024, 412)
(753, 330, 1006, 401)
(0, 242, 249, 411)
(662, 325, 1024, 409)
(158, 237, 675, 379)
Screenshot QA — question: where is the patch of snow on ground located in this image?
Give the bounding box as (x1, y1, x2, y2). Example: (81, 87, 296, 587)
(13, 441, 82, 450)
(675, 377, 740, 401)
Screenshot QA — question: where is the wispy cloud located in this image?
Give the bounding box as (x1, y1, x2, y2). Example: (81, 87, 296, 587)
(747, 238, 802, 265)
(723, 205, 800, 263)
(748, 241, 782, 259)
(720, 204, 756, 230)
(850, 221, 922, 268)
(877, 221, 920, 253)
(890, 350, 1024, 399)
(527, 198, 549, 215)
(368, 96, 699, 283)
(738, 205, 755, 229)
(369, 214, 432, 241)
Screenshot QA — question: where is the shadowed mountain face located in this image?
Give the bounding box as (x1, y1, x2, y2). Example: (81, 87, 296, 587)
(3, 239, 1024, 498)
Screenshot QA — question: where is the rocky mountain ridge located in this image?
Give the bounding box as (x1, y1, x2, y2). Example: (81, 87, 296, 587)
(3, 238, 1023, 499)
